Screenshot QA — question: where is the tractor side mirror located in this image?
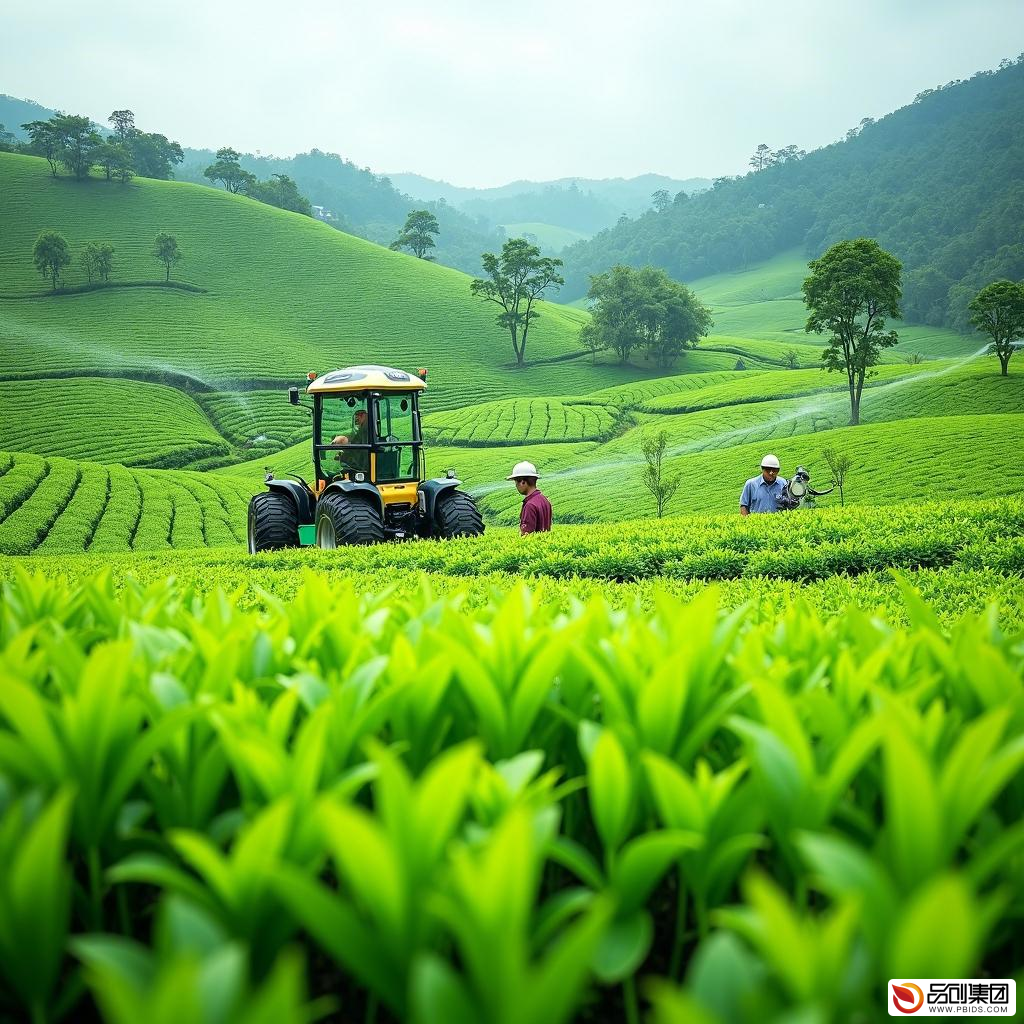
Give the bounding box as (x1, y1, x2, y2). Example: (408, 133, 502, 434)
(288, 387, 299, 406)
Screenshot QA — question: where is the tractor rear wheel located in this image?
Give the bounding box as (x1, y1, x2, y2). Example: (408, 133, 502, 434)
(435, 490, 485, 539)
(316, 491, 385, 547)
(248, 491, 299, 553)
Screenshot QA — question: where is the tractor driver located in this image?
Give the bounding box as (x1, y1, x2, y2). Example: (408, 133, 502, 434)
(331, 408, 370, 474)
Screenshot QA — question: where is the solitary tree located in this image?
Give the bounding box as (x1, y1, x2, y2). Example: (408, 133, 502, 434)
(33, 231, 71, 290)
(803, 238, 902, 425)
(390, 210, 440, 259)
(822, 446, 852, 507)
(783, 348, 800, 370)
(154, 232, 181, 281)
(968, 279, 1024, 376)
(470, 239, 564, 366)
(204, 147, 255, 194)
(640, 430, 681, 518)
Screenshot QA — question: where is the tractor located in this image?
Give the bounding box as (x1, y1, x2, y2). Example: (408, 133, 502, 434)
(247, 364, 484, 552)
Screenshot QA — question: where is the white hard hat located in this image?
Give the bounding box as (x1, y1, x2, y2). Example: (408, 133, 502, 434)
(507, 460, 540, 480)
(760, 454, 781, 469)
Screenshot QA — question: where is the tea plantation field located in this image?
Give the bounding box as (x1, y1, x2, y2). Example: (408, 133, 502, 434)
(0, 497, 1022, 1022)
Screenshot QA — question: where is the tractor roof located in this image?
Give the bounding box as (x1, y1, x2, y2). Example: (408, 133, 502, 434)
(306, 365, 426, 394)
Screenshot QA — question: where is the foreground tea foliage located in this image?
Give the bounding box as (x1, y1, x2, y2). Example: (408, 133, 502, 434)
(0, 572, 1022, 1023)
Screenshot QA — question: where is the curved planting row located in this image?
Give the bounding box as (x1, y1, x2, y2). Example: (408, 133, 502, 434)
(423, 396, 619, 446)
(0, 572, 1020, 1023)
(0, 377, 230, 467)
(0, 450, 252, 554)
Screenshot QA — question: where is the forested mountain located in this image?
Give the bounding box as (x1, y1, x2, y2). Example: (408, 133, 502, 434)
(388, 172, 711, 235)
(560, 56, 1024, 329)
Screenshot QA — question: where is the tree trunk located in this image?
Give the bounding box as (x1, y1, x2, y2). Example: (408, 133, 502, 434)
(999, 353, 1010, 376)
(849, 395, 860, 426)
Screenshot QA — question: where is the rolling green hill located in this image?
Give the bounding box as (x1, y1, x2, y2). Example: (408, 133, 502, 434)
(0, 152, 619, 401)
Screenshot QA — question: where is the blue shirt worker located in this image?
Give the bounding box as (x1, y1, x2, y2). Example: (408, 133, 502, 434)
(739, 454, 788, 515)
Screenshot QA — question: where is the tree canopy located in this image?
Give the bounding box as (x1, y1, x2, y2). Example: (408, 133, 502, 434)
(33, 231, 71, 290)
(803, 238, 902, 425)
(470, 239, 564, 366)
(968, 279, 1024, 375)
(390, 210, 441, 259)
(584, 265, 712, 367)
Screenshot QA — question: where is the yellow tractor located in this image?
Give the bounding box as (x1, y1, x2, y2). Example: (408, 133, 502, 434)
(247, 365, 484, 551)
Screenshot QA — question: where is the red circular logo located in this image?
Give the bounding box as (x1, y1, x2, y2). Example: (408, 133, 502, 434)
(892, 982, 925, 1014)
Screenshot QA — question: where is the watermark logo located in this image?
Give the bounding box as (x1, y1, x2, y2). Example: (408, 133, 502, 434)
(892, 983, 925, 1014)
(888, 979, 1016, 1016)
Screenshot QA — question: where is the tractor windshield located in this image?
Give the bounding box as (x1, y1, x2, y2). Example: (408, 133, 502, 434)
(373, 393, 420, 483)
(320, 394, 370, 477)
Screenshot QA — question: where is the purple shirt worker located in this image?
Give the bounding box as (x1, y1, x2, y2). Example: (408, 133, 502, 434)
(507, 461, 552, 535)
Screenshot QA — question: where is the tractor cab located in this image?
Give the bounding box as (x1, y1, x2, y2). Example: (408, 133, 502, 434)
(249, 364, 485, 551)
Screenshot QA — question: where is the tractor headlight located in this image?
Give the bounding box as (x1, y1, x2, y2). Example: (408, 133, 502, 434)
(355, 472, 365, 482)
(446, 468, 456, 479)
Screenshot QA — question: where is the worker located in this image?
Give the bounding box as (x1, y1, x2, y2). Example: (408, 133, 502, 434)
(332, 409, 370, 472)
(507, 460, 552, 535)
(739, 454, 788, 515)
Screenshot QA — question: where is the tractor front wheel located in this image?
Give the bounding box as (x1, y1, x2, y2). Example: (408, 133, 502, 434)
(434, 490, 485, 539)
(248, 491, 299, 553)
(316, 491, 385, 547)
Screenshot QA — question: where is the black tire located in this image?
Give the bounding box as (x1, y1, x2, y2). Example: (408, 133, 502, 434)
(316, 491, 385, 548)
(248, 491, 299, 553)
(435, 489, 485, 539)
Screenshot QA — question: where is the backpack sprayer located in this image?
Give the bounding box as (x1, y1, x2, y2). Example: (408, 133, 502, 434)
(778, 466, 835, 511)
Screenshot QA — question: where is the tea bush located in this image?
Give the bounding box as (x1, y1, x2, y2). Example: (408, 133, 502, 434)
(0, 571, 1021, 1023)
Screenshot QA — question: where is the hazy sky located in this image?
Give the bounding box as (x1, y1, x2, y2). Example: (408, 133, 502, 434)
(3, 0, 1023, 187)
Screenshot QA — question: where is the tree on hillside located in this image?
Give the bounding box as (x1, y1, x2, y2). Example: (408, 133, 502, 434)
(579, 320, 608, 363)
(154, 232, 181, 281)
(204, 147, 255, 194)
(390, 210, 441, 259)
(22, 120, 62, 176)
(33, 231, 71, 290)
(783, 348, 800, 369)
(247, 174, 312, 215)
(749, 143, 773, 172)
(803, 238, 902, 425)
(96, 243, 114, 283)
(651, 190, 671, 213)
(640, 430, 681, 518)
(94, 140, 134, 183)
(968, 279, 1024, 376)
(130, 132, 184, 179)
(470, 239, 564, 366)
(109, 109, 135, 142)
(80, 242, 100, 283)
(585, 264, 712, 367)
(52, 114, 103, 180)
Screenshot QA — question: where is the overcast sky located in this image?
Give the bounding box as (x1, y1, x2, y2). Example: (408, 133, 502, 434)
(3, 0, 1023, 187)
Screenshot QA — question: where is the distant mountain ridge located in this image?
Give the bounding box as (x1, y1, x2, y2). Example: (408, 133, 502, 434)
(387, 172, 712, 237)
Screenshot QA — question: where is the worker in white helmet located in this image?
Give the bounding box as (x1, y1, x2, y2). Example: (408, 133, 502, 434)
(739, 454, 788, 515)
(506, 460, 552, 534)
